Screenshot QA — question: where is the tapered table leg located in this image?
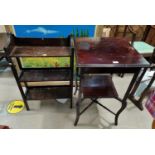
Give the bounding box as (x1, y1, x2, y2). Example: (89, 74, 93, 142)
(115, 70, 140, 125)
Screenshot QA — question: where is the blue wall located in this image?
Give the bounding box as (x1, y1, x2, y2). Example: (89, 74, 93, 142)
(14, 25, 95, 38)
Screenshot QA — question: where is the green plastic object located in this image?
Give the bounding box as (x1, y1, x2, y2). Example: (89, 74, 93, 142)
(21, 57, 70, 68)
(133, 41, 154, 54)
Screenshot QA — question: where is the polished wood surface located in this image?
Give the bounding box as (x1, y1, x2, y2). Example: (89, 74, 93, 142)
(81, 75, 118, 98)
(20, 69, 71, 82)
(75, 37, 149, 68)
(27, 86, 71, 100)
(10, 46, 71, 57)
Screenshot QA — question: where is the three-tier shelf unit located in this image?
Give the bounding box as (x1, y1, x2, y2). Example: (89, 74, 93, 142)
(7, 35, 74, 110)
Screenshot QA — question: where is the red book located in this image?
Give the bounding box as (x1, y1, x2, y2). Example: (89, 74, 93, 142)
(0, 125, 10, 129)
(145, 90, 155, 118)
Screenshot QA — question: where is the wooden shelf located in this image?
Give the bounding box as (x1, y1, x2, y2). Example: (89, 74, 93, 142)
(10, 46, 71, 57)
(8, 35, 74, 109)
(26, 86, 71, 100)
(19, 69, 71, 82)
(81, 75, 118, 98)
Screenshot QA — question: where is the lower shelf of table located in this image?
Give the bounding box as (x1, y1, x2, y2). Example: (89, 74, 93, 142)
(26, 86, 72, 100)
(81, 74, 118, 98)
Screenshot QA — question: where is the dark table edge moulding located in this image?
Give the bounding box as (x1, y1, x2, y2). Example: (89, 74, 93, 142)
(77, 64, 150, 68)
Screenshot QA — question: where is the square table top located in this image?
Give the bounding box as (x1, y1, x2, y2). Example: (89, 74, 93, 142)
(75, 37, 150, 68)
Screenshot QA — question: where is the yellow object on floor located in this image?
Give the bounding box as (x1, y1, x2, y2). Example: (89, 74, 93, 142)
(7, 100, 25, 114)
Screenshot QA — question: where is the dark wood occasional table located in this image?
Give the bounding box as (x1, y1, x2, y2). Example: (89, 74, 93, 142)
(74, 37, 150, 125)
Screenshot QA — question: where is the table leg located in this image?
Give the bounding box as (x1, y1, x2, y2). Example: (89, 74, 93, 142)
(74, 67, 79, 95)
(137, 72, 155, 105)
(152, 120, 155, 129)
(10, 58, 30, 111)
(128, 68, 147, 110)
(129, 68, 147, 97)
(74, 71, 82, 126)
(74, 98, 81, 126)
(70, 95, 73, 109)
(115, 70, 140, 125)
